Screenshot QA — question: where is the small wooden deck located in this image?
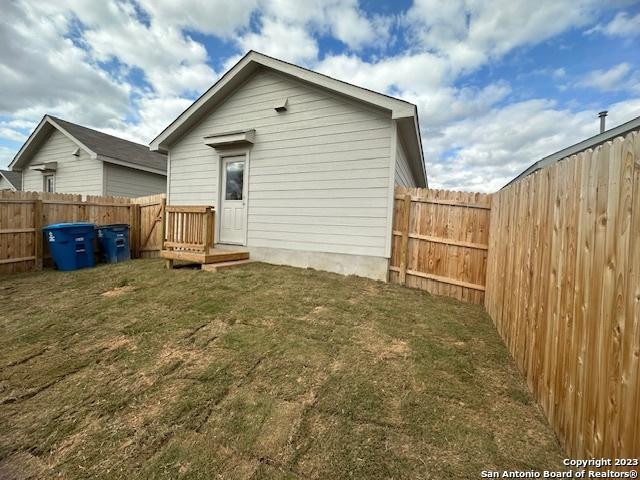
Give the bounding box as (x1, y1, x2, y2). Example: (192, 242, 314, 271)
(161, 248, 249, 267)
(161, 205, 249, 270)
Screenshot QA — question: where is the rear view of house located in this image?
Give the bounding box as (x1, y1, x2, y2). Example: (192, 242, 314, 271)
(151, 51, 426, 280)
(9, 115, 167, 197)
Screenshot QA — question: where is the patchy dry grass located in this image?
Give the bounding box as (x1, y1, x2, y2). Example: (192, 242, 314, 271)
(0, 259, 563, 479)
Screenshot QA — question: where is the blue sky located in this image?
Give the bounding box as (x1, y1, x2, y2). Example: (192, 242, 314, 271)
(1, 0, 639, 191)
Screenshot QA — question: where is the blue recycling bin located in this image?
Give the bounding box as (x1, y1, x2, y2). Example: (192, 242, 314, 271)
(96, 224, 130, 263)
(43, 223, 96, 271)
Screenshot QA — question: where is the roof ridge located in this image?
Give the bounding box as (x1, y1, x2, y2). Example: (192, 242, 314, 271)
(47, 115, 151, 150)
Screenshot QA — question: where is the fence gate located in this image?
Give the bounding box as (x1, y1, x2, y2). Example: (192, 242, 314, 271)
(132, 194, 166, 258)
(388, 187, 492, 304)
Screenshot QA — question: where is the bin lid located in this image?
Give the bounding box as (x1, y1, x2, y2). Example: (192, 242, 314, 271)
(96, 224, 129, 229)
(44, 222, 96, 230)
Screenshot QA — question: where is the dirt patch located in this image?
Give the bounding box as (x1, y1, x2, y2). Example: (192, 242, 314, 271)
(101, 285, 135, 297)
(356, 326, 410, 361)
(101, 335, 137, 352)
(301, 305, 327, 322)
(254, 400, 305, 462)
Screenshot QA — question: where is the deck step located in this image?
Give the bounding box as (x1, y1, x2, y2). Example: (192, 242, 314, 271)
(161, 249, 249, 264)
(201, 259, 253, 272)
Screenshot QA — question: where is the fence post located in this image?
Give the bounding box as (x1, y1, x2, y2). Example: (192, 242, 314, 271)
(33, 199, 43, 271)
(160, 197, 167, 251)
(202, 207, 213, 250)
(130, 203, 141, 258)
(398, 193, 411, 284)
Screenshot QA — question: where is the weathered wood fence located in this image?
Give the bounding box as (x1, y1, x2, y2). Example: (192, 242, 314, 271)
(0, 191, 166, 275)
(389, 187, 492, 304)
(485, 131, 640, 459)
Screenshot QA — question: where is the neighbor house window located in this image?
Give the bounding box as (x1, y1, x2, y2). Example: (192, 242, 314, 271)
(43, 174, 55, 193)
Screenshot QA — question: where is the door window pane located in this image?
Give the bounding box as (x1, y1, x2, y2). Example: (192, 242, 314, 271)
(225, 161, 244, 200)
(44, 175, 55, 193)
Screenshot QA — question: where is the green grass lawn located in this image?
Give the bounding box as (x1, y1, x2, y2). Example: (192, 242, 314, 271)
(0, 259, 563, 479)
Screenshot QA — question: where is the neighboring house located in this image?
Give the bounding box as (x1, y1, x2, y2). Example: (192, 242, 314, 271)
(151, 51, 426, 280)
(505, 114, 640, 188)
(0, 169, 21, 191)
(9, 115, 167, 197)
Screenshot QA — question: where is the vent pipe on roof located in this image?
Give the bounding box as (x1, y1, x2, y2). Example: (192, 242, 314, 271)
(598, 110, 608, 133)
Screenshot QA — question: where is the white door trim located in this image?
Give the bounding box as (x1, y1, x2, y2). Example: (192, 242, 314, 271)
(217, 149, 250, 246)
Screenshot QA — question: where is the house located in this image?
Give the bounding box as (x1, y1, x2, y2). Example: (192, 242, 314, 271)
(0, 169, 21, 191)
(504, 113, 640, 188)
(151, 51, 426, 280)
(9, 115, 167, 197)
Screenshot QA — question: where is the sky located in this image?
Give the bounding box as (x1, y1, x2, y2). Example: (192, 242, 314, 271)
(1, 0, 639, 192)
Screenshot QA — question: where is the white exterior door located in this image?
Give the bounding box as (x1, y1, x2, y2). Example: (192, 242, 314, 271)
(219, 155, 247, 244)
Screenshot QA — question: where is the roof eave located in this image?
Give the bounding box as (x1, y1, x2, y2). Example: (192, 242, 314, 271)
(9, 115, 96, 170)
(98, 155, 167, 176)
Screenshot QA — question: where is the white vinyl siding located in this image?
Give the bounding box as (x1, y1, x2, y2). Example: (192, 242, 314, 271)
(169, 68, 393, 257)
(104, 163, 166, 197)
(21, 129, 103, 195)
(394, 137, 416, 187)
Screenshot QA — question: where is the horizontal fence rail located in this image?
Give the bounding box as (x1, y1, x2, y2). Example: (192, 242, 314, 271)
(485, 131, 640, 459)
(389, 187, 492, 304)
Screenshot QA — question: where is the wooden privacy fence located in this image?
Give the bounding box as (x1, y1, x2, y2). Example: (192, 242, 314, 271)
(485, 131, 640, 459)
(389, 187, 492, 304)
(0, 191, 166, 275)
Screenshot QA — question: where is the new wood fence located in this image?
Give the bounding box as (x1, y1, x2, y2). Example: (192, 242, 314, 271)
(132, 194, 166, 258)
(0, 191, 166, 275)
(389, 187, 492, 304)
(485, 131, 640, 459)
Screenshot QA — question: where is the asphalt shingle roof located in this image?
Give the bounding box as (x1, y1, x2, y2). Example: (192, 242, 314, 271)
(50, 116, 167, 173)
(0, 169, 22, 189)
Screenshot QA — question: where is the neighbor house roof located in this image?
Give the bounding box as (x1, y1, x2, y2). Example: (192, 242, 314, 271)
(0, 169, 21, 190)
(504, 114, 640, 189)
(10, 115, 167, 175)
(150, 50, 427, 187)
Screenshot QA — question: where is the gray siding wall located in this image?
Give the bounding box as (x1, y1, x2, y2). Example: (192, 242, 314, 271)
(104, 163, 166, 197)
(394, 137, 416, 187)
(21, 129, 103, 194)
(168, 68, 393, 257)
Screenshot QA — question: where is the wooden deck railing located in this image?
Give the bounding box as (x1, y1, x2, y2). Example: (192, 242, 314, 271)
(163, 205, 215, 252)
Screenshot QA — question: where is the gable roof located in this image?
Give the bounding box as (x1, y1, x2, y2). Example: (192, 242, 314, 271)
(10, 115, 167, 175)
(150, 50, 426, 186)
(503, 114, 640, 189)
(0, 169, 21, 190)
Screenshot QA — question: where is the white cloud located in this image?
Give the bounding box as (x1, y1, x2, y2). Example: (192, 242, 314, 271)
(102, 95, 193, 144)
(0, 0, 219, 148)
(0, 146, 14, 168)
(424, 97, 640, 192)
(69, 1, 217, 98)
(316, 52, 451, 94)
(138, 0, 259, 37)
(586, 10, 640, 37)
(237, 17, 319, 64)
(258, 0, 392, 51)
(578, 63, 640, 93)
(0, 1, 131, 125)
(405, 0, 600, 72)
